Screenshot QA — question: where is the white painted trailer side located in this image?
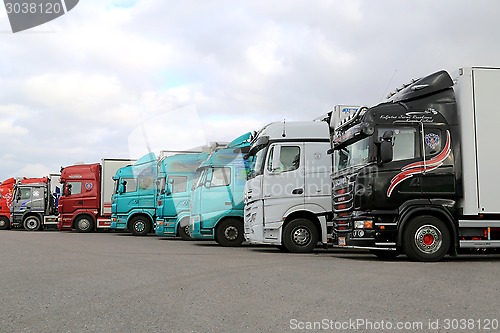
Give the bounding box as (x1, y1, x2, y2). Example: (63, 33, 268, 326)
(455, 67, 500, 215)
(100, 159, 135, 217)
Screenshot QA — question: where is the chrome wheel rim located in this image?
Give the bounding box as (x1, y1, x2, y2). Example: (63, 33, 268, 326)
(414, 224, 442, 254)
(292, 227, 311, 246)
(135, 221, 145, 232)
(78, 219, 90, 231)
(26, 218, 38, 229)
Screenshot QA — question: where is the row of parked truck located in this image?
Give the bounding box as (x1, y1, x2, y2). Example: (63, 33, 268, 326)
(2, 66, 500, 261)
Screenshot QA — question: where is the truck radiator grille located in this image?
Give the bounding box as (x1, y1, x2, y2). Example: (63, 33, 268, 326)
(333, 182, 354, 233)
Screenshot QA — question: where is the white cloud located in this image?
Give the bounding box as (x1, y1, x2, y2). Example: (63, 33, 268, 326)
(23, 72, 124, 113)
(1, 0, 500, 180)
(127, 105, 208, 159)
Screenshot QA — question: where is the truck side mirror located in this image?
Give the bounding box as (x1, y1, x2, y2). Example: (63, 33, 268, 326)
(380, 141, 393, 163)
(165, 179, 173, 195)
(379, 131, 394, 164)
(118, 180, 126, 194)
(66, 184, 72, 196)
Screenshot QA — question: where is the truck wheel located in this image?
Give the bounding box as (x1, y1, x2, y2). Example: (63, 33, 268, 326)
(403, 215, 450, 262)
(369, 249, 400, 260)
(130, 216, 150, 236)
(276, 245, 289, 252)
(23, 216, 41, 231)
(75, 215, 94, 233)
(0, 216, 10, 230)
(178, 219, 193, 241)
(216, 219, 244, 247)
(282, 218, 318, 253)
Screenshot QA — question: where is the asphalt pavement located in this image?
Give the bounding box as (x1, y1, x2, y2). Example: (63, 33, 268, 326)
(1, 230, 499, 333)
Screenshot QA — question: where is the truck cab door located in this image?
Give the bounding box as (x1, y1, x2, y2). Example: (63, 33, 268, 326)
(12, 187, 31, 214)
(199, 167, 234, 220)
(262, 143, 305, 224)
(116, 178, 138, 216)
(377, 126, 422, 206)
(31, 185, 46, 213)
(62, 181, 85, 214)
(303, 142, 331, 208)
(137, 172, 156, 213)
(163, 175, 190, 217)
(420, 127, 455, 195)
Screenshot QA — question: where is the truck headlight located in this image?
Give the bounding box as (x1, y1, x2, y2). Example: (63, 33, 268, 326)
(354, 220, 373, 229)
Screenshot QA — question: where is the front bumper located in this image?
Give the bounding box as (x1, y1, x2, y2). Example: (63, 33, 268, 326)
(57, 215, 73, 230)
(155, 219, 177, 237)
(333, 221, 398, 250)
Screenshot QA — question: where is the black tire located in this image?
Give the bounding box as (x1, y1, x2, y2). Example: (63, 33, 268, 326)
(75, 215, 94, 233)
(178, 219, 193, 241)
(276, 244, 289, 252)
(0, 216, 10, 230)
(370, 249, 400, 260)
(23, 216, 41, 231)
(403, 215, 450, 262)
(130, 216, 151, 236)
(282, 218, 318, 253)
(215, 218, 244, 247)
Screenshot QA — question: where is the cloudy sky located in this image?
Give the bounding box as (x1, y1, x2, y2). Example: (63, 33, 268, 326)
(0, 0, 498, 179)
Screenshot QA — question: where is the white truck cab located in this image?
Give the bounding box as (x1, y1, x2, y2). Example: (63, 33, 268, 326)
(244, 120, 332, 252)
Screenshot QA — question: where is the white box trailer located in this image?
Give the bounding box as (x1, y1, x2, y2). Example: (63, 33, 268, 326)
(100, 158, 136, 218)
(454, 67, 500, 215)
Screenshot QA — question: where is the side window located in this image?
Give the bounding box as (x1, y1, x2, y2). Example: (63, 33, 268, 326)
(423, 129, 442, 156)
(67, 182, 82, 195)
(124, 178, 137, 193)
(138, 168, 155, 190)
(170, 176, 188, 194)
(268, 146, 300, 172)
(211, 167, 231, 187)
(281, 146, 300, 172)
(138, 176, 155, 190)
(379, 127, 417, 162)
(267, 146, 275, 172)
(20, 188, 31, 199)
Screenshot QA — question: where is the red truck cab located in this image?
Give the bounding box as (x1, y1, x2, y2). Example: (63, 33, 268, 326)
(58, 163, 101, 232)
(0, 178, 16, 229)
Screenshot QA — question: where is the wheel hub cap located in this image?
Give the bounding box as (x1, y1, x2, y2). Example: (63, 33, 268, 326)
(292, 227, 310, 246)
(414, 224, 442, 254)
(79, 219, 90, 230)
(136, 222, 145, 232)
(224, 226, 238, 240)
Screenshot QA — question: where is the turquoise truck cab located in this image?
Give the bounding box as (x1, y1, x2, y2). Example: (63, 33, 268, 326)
(155, 152, 208, 240)
(190, 132, 253, 246)
(111, 152, 157, 236)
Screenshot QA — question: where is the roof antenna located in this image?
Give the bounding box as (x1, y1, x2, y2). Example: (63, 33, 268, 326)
(282, 119, 286, 137)
(381, 69, 397, 101)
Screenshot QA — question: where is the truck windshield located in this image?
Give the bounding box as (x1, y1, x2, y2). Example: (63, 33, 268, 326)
(334, 137, 370, 172)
